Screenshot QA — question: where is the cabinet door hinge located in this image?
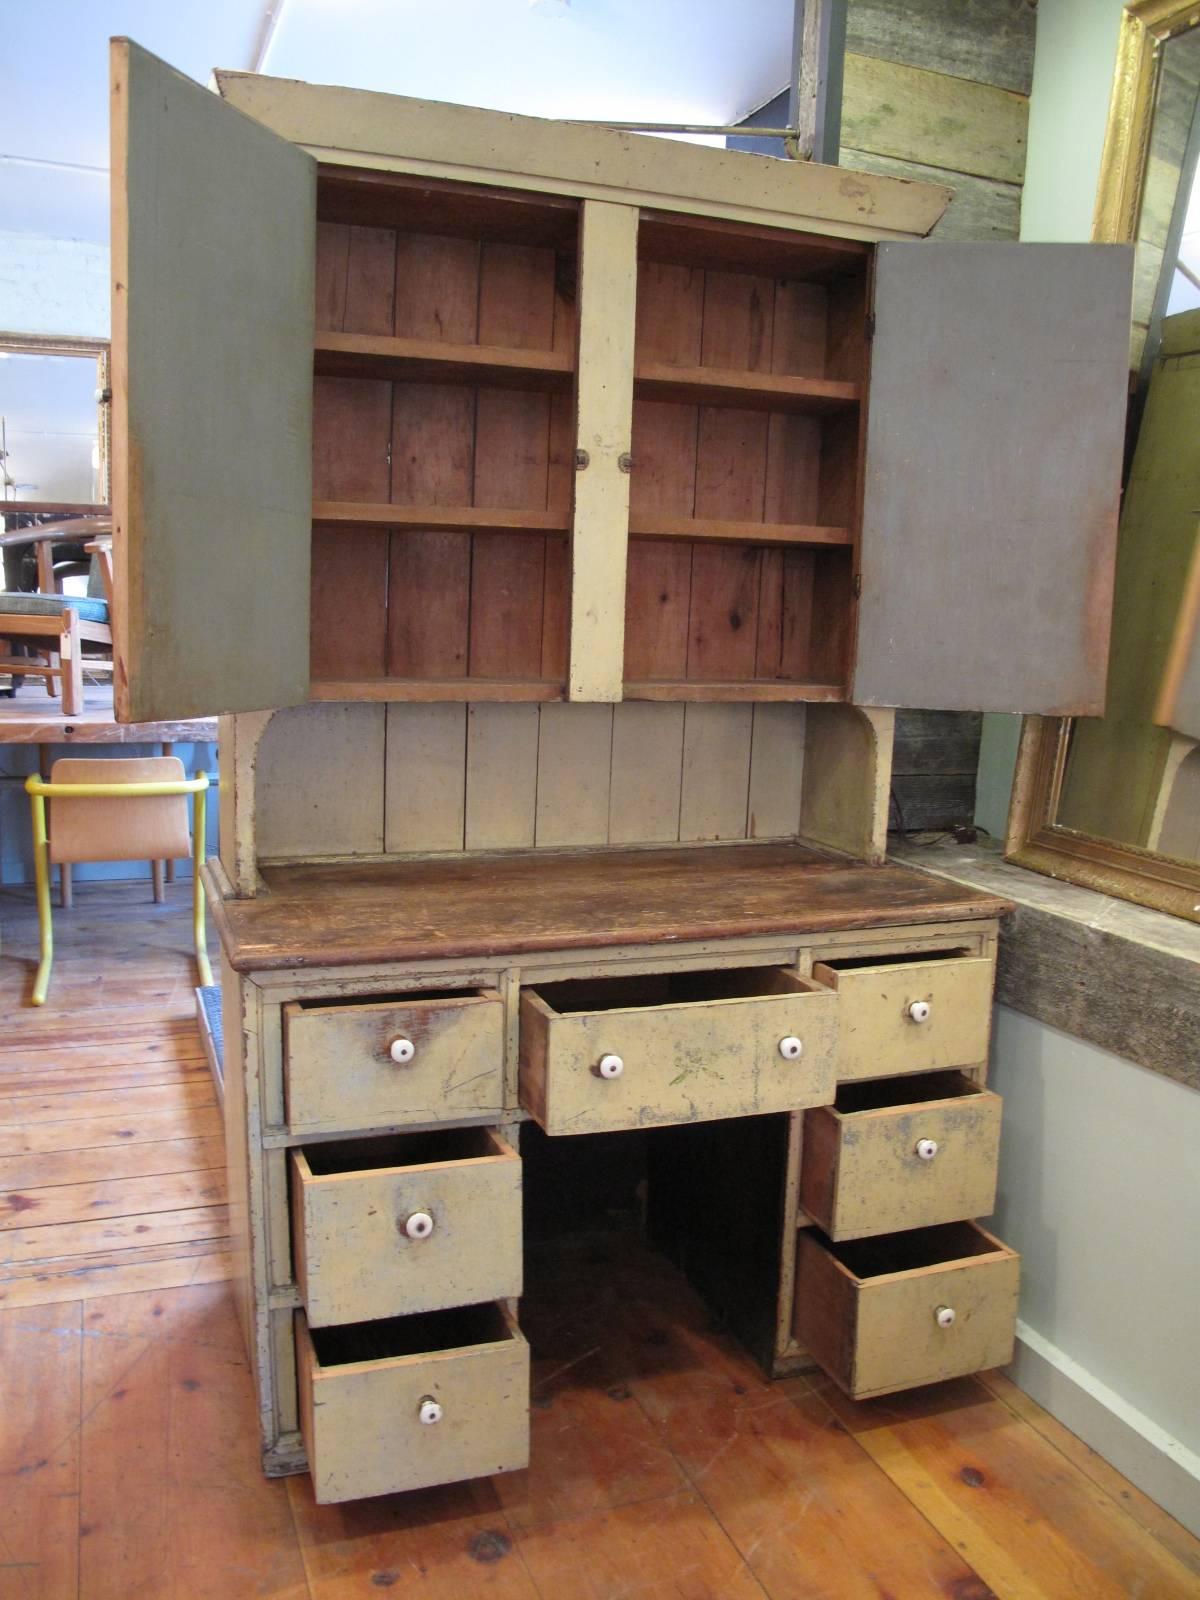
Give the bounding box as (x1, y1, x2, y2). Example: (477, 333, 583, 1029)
(853, 573, 863, 598)
(865, 313, 876, 343)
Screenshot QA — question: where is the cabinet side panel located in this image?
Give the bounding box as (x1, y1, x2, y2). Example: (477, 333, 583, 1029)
(111, 39, 314, 721)
(855, 241, 1132, 713)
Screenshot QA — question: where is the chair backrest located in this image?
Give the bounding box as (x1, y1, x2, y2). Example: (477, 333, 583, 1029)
(48, 755, 193, 865)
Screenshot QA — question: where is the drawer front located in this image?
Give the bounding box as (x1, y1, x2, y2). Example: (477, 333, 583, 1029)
(794, 1222, 1018, 1400)
(801, 1074, 1002, 1239)
(283, 989, 505, 1134)
(520, 972, 838, 1135)
(292, 1130, 522, 1327)
(298, 1305, 529, 1504)
(812, 955, 994, 1081)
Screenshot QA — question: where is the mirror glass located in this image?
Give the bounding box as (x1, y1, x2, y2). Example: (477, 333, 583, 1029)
(1052, 25, 1200, 866)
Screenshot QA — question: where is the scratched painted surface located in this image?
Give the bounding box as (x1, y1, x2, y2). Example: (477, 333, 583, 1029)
(520, 987, 838, 1135)
(293, 1133, 522, 1326)
(283, 990, 506, 1133)
(813, 955, 994, 1080)
(804, 1087, 1002, 1239)
(298, 1306, 529, 1503)
(795, 1226, 1018, 1398)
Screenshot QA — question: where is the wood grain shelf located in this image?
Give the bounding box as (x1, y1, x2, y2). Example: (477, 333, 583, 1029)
(634, 361, 861, 414)
(624, 680, 848, 703)
(629, 514, 852, 548)
(309, 678, 566, 703)
(312, 502, 569, 535)
(313, 330, 574, 390)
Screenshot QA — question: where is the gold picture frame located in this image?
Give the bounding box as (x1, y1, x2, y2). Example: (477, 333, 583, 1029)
(1006, 0, 1200, 921)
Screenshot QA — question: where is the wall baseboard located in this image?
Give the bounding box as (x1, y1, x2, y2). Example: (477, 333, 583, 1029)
(1010, 1320, 1200, 1538)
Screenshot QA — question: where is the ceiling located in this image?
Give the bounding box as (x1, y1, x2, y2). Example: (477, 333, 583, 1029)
(2, 0, 793, 245)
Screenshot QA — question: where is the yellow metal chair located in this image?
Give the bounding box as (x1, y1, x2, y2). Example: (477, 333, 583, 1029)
(25, 755, 213, 1006)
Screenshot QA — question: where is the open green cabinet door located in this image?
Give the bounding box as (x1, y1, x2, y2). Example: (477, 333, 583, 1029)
(852, 242, 1134, 716)
(110, 38, 315, 722)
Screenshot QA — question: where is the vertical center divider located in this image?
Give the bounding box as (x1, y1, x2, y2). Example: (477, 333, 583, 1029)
(569, 200, 640, 701)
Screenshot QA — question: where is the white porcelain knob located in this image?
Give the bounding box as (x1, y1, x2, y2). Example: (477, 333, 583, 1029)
(908, 1000, 932, 1024)
(935, 1305, 956, 1329)
(389, 1037, 416, 1064)
(402, 1210, 434, 1241)
(596, 1053, 624, 1079)
(778, 1036, 804, 1061)
(418, 1397, 443, 1425)
(915, 1138, 939, 1162)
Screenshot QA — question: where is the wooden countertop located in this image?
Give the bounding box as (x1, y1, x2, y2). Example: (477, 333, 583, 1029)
(208, 843, 1011, 973)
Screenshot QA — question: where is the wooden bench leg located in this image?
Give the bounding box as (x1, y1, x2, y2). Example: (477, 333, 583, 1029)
(163, 744, 177, 883)
(152, 859, 166, 903)
(61, 863, 73, 909)
(60, 610, 83, 717)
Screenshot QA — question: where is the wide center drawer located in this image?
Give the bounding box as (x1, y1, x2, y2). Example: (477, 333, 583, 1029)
(800, 1070, 1002, 1240)
(794, 1220, 1019, 1399)
(519, 965, 838, 1135)
(297, 1303, 529, 1504)
(291, 1127, 522, 1327)
(283, 988, 505, 1134)
(812, 949, 994, 1081)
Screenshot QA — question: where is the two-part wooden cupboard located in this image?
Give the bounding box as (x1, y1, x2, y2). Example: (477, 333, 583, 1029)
(109, 40, 1133, 1502)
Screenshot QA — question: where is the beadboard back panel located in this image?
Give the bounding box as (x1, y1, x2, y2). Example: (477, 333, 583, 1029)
(254, 700, 805, 863)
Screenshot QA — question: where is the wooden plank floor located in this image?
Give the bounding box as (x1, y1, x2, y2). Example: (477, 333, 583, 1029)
(1, 881, 1198, 1597)
(0, 880, 228, 1312)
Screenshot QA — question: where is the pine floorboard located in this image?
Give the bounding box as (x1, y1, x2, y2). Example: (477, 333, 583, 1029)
(0, 882, 229, 1318)
(0, 880, 1197, 1597)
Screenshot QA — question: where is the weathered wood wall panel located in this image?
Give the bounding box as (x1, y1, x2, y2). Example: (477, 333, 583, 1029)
(256, 704, 385, 859)
(839, 150, 1020, 242)
(841, 56, 1027, 185)
(256, 701, 807, 860)
(845, 0, 1035, 96)
(890, 711, 983, 834)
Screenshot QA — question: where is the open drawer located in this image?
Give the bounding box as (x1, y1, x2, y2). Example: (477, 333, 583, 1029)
(297, 1303, 529, 1503)
(519, 965, 837, 1135)
(794, 1221, 1018, 1400)
(291, 1127, 522, 1327)
(800, 1070, 1001, 1239)
(283, 987, 505, 1134)
(812, 949, 994, 1081)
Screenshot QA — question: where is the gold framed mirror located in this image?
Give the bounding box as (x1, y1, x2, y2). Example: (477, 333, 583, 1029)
(1005, 0, 1200, 922)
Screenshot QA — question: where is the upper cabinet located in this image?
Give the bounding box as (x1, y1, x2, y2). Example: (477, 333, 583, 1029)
(110, 45, 1133, 723)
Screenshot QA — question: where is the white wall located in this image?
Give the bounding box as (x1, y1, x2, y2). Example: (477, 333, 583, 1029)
(991, 1008, 1200, 1523)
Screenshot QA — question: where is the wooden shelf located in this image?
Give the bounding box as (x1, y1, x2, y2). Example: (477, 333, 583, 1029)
(634, 361, 860, 414)
(309, 679, 565, 703)
(313, 330, 574, 390)
(629, 514, 851, 548)
(624, 680, 847, 703)
(313, 502, 568, 535)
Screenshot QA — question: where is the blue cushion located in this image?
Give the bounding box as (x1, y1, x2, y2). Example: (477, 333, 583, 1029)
(0, 592, 109, 623)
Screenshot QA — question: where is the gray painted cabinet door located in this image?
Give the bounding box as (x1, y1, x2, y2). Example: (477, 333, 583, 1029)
(111, 39, 315, 721)
(853, 242, 1133, 715)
